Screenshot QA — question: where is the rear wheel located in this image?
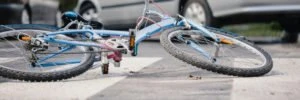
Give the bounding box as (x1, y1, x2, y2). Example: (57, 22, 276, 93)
(160, 27, 273, 77)
(0, 24, 95, 82)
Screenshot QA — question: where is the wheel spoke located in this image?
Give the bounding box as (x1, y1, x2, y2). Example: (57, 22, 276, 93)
(160, 27, 272, 77)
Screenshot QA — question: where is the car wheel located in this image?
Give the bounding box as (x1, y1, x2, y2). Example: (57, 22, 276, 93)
(280, 20, 299, 43)
(21, 9, 31, 24)
(56, 10, 63, 27)
(183, 0, 216, 26)
(79, 3, 98, 21)
(281, 32, 299, 43)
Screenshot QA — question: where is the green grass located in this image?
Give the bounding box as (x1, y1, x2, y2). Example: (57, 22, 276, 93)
(223, 22, 283, 37)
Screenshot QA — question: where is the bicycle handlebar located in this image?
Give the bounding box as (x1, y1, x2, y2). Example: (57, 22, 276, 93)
(143, 0, 150, 16)
(135, 0, 151, 30)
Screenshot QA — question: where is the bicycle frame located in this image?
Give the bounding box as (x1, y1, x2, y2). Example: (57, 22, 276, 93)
(35, 0, 221, 66)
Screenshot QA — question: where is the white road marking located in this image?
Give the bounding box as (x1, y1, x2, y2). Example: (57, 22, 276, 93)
(0, 57, 162, 100)
(231, 58, 300, 100)
(0, 57, 23, 64)
(0, 48, 19, 52)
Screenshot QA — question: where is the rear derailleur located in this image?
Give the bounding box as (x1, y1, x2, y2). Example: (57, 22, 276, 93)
(23, 37, 49, 67)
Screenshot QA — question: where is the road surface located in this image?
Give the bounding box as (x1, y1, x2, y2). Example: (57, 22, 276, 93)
(0, 41, 300, 100)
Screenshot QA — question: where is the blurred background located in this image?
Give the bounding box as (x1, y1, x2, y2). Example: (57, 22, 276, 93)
(0, 0, 299, 43)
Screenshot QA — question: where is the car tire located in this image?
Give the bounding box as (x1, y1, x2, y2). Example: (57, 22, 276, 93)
(281, 32, 299, 43)
(56, 10, 63, 27)
(21, 8, 31, 24)
(79, 3, 98, 21)
(280, 20, 299, 43)
(183, 0, 218, 26)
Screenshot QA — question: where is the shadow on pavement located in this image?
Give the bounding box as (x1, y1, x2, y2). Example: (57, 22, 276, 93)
(253, 40, 282, 45)
(0, 77, 12, 83)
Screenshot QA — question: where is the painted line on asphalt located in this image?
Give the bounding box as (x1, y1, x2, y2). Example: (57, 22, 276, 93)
(0, 48, 19, 52)
(0, 57, 162, 100)
(0, 57, 23, 64)
(231, 58, 300, 100)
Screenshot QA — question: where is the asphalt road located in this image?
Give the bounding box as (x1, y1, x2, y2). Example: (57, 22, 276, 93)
(0, 40, 300, 100)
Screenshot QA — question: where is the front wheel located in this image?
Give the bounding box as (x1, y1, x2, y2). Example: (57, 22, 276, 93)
(160, 27, 273, 77)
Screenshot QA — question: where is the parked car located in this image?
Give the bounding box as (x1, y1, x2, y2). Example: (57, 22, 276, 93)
(0, 0, 61, 25)
(60, 0, 300, 43)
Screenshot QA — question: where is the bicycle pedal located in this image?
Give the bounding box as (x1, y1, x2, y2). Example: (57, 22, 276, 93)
(102, 63, 109, 74)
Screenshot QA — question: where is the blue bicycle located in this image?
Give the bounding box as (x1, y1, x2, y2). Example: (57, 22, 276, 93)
(0, 0, 272, 82)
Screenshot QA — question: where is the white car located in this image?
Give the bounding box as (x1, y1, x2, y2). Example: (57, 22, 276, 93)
(0, 0, 61, 25)
(61, 0, 300, 43)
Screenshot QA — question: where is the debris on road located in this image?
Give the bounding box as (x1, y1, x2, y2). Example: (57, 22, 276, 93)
(188, 74, 202, 80)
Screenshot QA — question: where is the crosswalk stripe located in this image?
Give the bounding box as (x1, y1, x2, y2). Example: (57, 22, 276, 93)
(0, 57, 162, 100)
(0, 48, 19, 52)
(0, 57, 23, 64)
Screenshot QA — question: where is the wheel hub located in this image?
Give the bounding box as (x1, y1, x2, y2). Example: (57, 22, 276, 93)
(184, 3, 206, 25)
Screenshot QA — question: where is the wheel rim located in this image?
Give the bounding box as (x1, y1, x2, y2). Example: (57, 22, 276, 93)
(0, 30, 90, 73)
(184, 3, 206, 25)
(167, 30, 267, 69)
(21, 9, 30, 24)
(82, 8, 98, 21)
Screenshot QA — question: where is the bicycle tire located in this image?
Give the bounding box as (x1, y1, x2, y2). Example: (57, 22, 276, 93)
(0, 24, 95, 82)
(160, 27, 273, 77)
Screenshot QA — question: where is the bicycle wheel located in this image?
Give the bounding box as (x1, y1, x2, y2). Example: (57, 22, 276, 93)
(0, 24, 95, 82)
(160, 27, 273, 77)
